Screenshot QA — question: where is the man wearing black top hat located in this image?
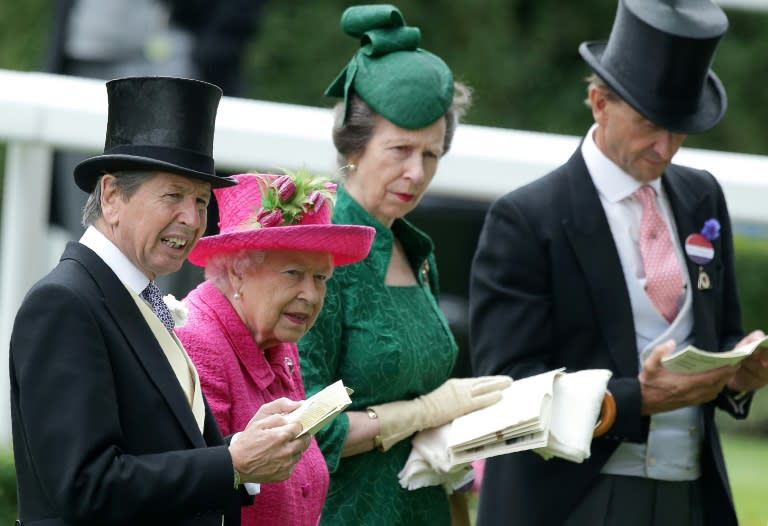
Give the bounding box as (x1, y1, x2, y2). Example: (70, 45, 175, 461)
(470, 1, 768, 525)
(9, 76, 310, 525)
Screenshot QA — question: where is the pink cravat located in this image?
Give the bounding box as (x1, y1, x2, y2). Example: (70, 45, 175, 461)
(634, 186, 683, 322)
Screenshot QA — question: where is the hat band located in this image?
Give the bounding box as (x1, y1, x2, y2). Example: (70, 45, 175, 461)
(104, 144, 215, 174)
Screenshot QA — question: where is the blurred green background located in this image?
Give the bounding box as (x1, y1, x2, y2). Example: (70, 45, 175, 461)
(4, 0, 768, 153)
(1, 0, 767, 523)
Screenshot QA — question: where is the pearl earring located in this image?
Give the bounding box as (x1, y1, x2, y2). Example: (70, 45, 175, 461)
(233, 291, 241, 300)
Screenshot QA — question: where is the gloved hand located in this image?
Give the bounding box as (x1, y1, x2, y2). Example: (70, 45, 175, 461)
(370, 376, 512, 451)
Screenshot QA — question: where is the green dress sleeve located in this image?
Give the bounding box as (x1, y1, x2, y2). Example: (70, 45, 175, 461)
(300, 274, 350, 473)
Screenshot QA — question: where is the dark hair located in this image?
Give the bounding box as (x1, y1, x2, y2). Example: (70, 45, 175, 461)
(331, 81, 473, 169)
(81, 171, 156, 226)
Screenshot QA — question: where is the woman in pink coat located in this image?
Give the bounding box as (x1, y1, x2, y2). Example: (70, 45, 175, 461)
(177, 171, 374, 526)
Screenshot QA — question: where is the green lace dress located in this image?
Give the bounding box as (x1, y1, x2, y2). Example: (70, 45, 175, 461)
(299, 187, 458, 526)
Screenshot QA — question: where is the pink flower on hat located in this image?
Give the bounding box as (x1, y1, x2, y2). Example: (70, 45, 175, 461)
(306, 190, 326, 213)
(248, 168, 339, 228)
(274, 175, 297, 201)
(255, 208, 284, 228)
(188, 170, 375, 268)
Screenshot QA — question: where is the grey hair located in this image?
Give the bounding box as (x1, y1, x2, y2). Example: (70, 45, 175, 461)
(332, 81, 473, 170)
(81, 170, 157, 227)
(584, 72, 621, 109)
(205, 249, 267, 295)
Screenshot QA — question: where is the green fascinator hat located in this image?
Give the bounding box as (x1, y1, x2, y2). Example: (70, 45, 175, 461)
(325, 4, 454, 130)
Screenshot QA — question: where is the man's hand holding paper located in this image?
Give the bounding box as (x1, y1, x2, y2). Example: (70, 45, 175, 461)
(640, 340, 737, 415)
(230, 398, 310, 484)
(727, 330, 768, 393)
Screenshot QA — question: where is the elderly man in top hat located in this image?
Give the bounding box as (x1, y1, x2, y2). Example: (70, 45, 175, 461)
(470, 0, 768, 525)
(9, 76, 311, 525)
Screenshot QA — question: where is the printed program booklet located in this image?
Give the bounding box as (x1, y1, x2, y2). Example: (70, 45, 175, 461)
(661, 335, 768, 373)
(285, 379, 353, 437)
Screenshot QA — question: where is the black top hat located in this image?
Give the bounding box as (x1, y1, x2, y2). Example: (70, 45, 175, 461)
(74, 76, 236, 192)
(579, 0, 728, 134)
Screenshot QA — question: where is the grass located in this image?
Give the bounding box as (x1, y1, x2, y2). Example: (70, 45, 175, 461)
(465, 432, 768, 525)
(722, 433, 768, 526)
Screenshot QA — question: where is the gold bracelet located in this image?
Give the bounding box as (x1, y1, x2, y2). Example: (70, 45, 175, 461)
(233, 468, 241, 490)
(366, 407, 383, 451)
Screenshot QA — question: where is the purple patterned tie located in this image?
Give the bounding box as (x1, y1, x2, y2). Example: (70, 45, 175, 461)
(141, 281, 175, 332)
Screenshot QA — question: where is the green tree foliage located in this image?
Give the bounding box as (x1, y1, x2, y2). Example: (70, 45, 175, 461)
(3, 0, 768, 154)
(241, 1, 768, 155)
(725, 236, 768, 436)
(0, 0, 48, 71)
(0, 449, 16, 524)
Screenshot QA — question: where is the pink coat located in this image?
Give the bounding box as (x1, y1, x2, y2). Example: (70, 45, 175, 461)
(177, 280, 328, 526)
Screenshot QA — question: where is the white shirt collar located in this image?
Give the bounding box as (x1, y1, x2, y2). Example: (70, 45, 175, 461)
(80, 225, 150, 294)
(581, 123, 662, 203)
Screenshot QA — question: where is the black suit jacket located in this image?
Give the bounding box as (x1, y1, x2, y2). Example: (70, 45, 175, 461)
(10, 242, 248, 525)
(469, 149, 750, 526)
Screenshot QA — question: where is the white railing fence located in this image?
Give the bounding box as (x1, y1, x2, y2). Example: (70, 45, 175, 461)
(3, 68, 768, 443)
(716, 0, 768, 10)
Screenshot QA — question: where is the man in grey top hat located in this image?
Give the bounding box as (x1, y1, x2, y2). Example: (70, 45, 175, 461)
(470, 0, 768, 525)
(9, 76, 310, 525)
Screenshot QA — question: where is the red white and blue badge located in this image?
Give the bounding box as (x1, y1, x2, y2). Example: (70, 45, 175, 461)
(688, 218, 719, 290)
(684, 233, 714, 265)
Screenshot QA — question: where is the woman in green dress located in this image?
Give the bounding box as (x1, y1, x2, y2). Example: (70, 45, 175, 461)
(299, 5, 510, 525)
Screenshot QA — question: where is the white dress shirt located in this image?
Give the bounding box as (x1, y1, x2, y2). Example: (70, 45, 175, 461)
(581, 126, 703, 481)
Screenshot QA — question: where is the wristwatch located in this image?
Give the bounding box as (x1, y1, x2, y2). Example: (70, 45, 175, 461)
(366, 407, 383, 451)
(233, 468, 241, 489)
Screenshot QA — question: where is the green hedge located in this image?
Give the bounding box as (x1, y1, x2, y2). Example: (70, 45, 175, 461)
(0, 449, 16, 524)
(717, 235, 768, 436)
(240, 1, 768, 156)
(4, 1, 768, 155)
(734, 235, 768, 335)
(4, 1, 768, 197)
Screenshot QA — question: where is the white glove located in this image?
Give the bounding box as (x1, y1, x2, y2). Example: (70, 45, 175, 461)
(370, 376, 512, 451)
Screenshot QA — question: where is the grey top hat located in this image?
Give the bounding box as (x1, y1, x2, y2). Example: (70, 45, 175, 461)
(74, 76, 237, 192)
(579, 0, 728, 134)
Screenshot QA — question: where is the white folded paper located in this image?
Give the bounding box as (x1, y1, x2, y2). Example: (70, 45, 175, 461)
(398, 424, 474, 492)
(400, 368, 613, 484)
(535, 369, 613, 462)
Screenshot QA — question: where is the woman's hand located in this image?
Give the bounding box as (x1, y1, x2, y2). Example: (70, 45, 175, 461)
(369, 375, 512, 451)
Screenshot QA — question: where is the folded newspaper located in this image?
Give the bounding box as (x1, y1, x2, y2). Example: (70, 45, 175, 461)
(399, 367, 612, 491)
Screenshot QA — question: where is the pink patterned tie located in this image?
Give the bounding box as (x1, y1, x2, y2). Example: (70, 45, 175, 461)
(634, 186, 683, 322)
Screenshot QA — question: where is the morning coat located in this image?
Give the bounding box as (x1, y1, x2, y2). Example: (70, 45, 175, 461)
(10, 242, 249, 525)
(470, 148, 750, 526)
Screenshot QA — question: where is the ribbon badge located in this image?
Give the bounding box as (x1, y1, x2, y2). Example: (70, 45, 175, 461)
(685, 218, 720, 290)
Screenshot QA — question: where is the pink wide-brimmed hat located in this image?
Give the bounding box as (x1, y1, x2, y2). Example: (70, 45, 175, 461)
(189, 172, 375, 267)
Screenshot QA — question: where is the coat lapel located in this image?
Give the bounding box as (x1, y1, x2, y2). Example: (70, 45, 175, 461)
(662, 168, 713, 347)
(561, 151, 638, 376)
(64, 243, 207, 448)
